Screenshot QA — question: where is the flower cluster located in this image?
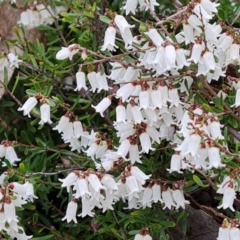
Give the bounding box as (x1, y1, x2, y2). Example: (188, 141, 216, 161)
(18, 95, 52, 124)
(60, 166, 189, 222)
(218, 219, 240, 240)
(60, 170, 119, 220)
(0, 141, 20, 166)
(0, 179, 37, 239)
(7, 0, 240, 238)
(18, 3, 67, 28)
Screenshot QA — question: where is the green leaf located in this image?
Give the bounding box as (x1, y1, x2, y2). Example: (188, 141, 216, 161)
(3, 67, 8, 85)
(218, 8, 226, 21)
(0, 101, 15, 107)
(23, 203, 36, 210)
(19, 163, 26, 175)
(12, 74, 19, 93)
(202, 103, 214, 113)
(193, 175, 209, 187)
(34, 82, 41, 92)
(35, 138, 47, 148)
(129, 230, 140, 235)
(177, 211, 189, 223)
(29, 55, 39, 68)
(31, 235, 53, 240)
(21, 130, 32, 145)
(99, 15, 111, 24)
(26, 89, 38, 96)
(159, 220, 175, 228)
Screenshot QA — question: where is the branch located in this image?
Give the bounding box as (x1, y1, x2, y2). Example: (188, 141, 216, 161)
(25, 167, 86, 178)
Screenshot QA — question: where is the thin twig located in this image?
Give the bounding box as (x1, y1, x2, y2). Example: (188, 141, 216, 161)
(0, 79, 22, 107)
(25, 167, 85, 178)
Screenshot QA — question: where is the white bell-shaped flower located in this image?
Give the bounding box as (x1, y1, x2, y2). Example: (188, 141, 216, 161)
(79, 195, 95, 217)
(130, 166, 151, 185)
(62, 200, 78, 223)
(169, 87, 182, 108)
(59, 172, 78, 192)
(139, 132, 155, 154)
(128, 144, 142, 164)
(96, 72, 111, 92)
(158, 85, 171, 105)
(123, 0, 138, 15)
(99, 189, 115, 212)
(87, 71, 98, 92)
(0, 145, 5, 158)
(165, 45, 176, 66)
(4, 200, 18, 223)
(116, 104, 126, 123)
(121, 29, 133, 47)
(162, 186, 176, 210)
(87, 173, 106, 192)
(39, 103, 52, 125)
(209, 119, 224, 140)
(167, 153, 183, 173)
(101, 174, 118, 193)
(125, 175, 141, 196)
(219, 35, 233, 52)
(56, 44, 79, 60)
(203, 51, 216, 72)
(152, 182, 163, 203)
(73, 120, 83, 138)
(74, 71, 88, 91)
(121, 66, 139, 82)
(187, 14, 203, 33)
(131, 105, 144, 124)
(5, 146, 20, 165)
(74, 178, 91, 198)
(217, 182, 236, 212)
(86, 142, 99, 158)
(18, 96, 38, 117)
(108, 62, 126, 81)
(176, 48, 190, 69)
(217, 225, 230, 240)
(139, 89, 149, 110)
(200, 0, 219, 13)
(183, 24, 194, 44)
(193, 3, 212, 20)
(217, 176, 231, 194)
(101, 26, 118, 52)
(231, 89, 240, 108)
(183, 133, 201, 157)
(188, 42, 204, 64)
(116, 83, 135, 102)
(146, 126, 161, 144)
(143, 234, 152, 240)
(207, 146, 225, 169)
(53, 115, 70, 133)
(24, 181, 38, 201)
(172, 188, 189, 209)
(62, 122, 74, 142)
(134, 233, 144, 240)
(150, 87, 163, 109)
(228, 43, 240, 61)
(230, 226, 240, 240)
(141, 187, 153, 208)
(146, 28, 164, 47)
(117, 139, 131, 158)
(92, 97, 111, 117)
(114, 14, 135, 34)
